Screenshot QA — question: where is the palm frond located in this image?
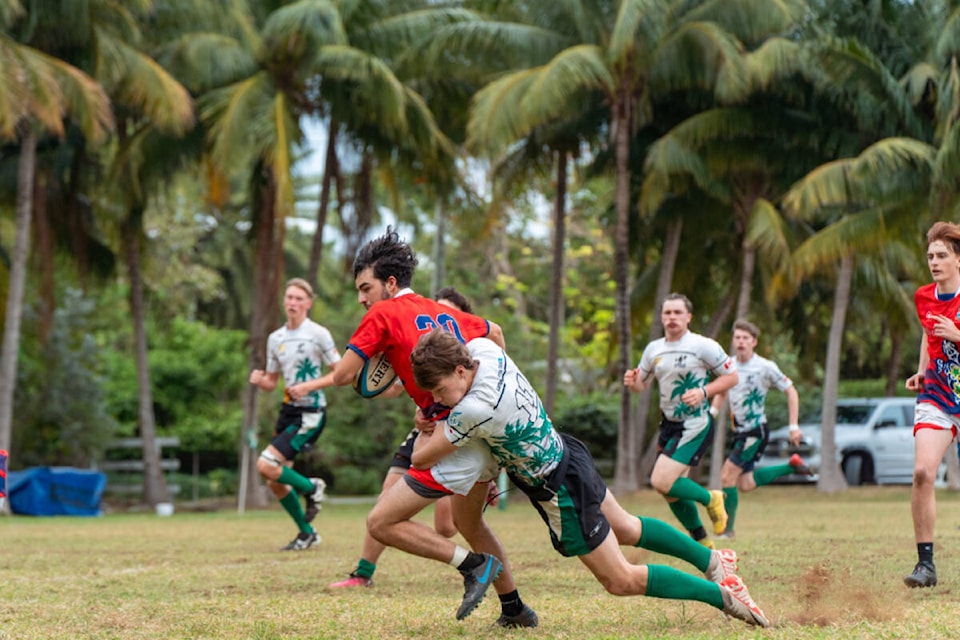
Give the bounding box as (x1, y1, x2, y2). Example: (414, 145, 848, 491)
(900, 62, 938, 107)
(467, 45, 609, 156)
(650, 21, 747, 97)
(412, 20, 570, 75)
(782, 138, 936, 219)
(268, 92, 297, 218)
(812, 37, 928, 139)
(313, 45, 407, 132)
(790, 208, 889, 281)
(96, 33, 194, 134)
(934, 6, 960, 65)
(609, 0, 666, 66)
(262, 0, 348, 68)
(0, 0, 23, 30)
(746, 197, 791, 271)
(155, 33, 258, 94)
(686, 0, 804, 46)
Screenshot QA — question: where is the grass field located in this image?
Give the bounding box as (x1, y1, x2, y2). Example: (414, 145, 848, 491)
(2, 485, 960, 639)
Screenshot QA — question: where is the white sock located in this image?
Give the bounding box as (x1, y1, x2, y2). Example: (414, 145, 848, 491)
(449, 545, 470, 568)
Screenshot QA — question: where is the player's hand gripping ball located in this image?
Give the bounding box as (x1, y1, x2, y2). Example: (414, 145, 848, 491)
(353, 352, 398, 398)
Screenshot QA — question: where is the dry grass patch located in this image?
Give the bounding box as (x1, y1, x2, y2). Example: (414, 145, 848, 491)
(2, 486, 960, 638)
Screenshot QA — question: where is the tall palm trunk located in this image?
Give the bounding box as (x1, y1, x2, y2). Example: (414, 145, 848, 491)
(307, 120, 338, 292)
(33, 169, 55, 342)
(122, 210, 170, 506)
(431, 199, 447, 295)
(885, 327, 903, 397)
(240, 165, 283, 509)
(544, 150, 568, 415)
(612, 92, 636, 493)
(818, 254, 853, 493)
(0, 127, 37, 472)
(708, 240, 757, 487)
(635, 217, 684, 485)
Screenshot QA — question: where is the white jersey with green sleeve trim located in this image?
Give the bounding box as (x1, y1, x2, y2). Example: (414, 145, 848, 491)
(727, 354, 793, 433)
(442, 338, 564, 488)
(638, 331, 736, 421)
(266, 318, 341, 409)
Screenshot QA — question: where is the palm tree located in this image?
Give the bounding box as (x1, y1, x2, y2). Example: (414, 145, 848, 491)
(0, 2, 112, 477)
(187, 0, 457, 507)
(780, 138, 938, 492)
(433, 0, 781, 490)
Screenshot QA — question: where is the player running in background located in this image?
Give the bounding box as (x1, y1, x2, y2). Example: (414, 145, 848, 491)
(709, 319, 811, 539)
(325, 228, 538, 626)
(405, 330, 769, 627)
(248, 278, 338, 551)
(903, 221, 960, 588)
(624, 293, 738, 549)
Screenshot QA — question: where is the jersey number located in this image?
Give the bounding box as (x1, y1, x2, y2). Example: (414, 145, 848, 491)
(415, 313, 466, 342)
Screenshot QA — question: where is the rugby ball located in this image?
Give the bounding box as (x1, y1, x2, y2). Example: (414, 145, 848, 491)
(353, 352, 398, 398)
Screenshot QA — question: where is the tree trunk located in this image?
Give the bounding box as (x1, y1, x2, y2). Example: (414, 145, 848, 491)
(122, 209, 170, 506)
(612, 93, 636, 493)
(629, 217, 684, 488)
(885, 327, 903, 397)
(708, 242, 756, 487)
(239, 164, 283, 509)
(544, 150, 567, 416)
(0, 126, 37, 473)
(33, 168, 55, 343)
(817, 254, 853, 493)
(431, 199, 447, 295)
(307, 120, 338, 292)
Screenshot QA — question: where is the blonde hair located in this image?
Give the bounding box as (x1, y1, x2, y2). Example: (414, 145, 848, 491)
(285, 278, 314, 299)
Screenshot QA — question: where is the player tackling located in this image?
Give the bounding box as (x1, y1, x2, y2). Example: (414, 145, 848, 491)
(404, 330, 769, 627)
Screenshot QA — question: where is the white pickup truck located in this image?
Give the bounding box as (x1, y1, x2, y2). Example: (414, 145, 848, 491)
(757, 397, 928, 485)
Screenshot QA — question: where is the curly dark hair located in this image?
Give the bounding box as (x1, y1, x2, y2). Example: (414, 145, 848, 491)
(352, 226, 418, 288)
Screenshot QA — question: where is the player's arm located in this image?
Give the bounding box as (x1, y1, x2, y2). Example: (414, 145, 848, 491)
(709, 391, 727, 418)
(707, 370, 738, 398)
(486, 321, 505, 349)
(624, 367, 651, 392)
(411, 428, 457, 470)
(785, 384, 802, 445)
(287, 362, 339, 401)
(906, 332, 928, 392)
(331, 349, 366, 387)
(249, 369, 280, 391)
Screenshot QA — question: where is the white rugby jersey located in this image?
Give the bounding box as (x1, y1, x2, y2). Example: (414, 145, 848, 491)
(444, 338, 564, 488)
(727, 354, 793, 432)
(638, 331, 736, 421)
(266, 318, 341, 409)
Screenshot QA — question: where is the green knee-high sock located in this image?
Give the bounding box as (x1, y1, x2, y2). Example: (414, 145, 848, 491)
(722, 487, 739, 531)
(278, 466, 315, 494)
(355, 558, 376, 579)
(279, 491, 313, 534)
(668, 499, 704, 532)
(753, 463, 793, 487)
(637, 517, 712, 572)
(645, 565, 724, 609)
(667, 477, 712, 505)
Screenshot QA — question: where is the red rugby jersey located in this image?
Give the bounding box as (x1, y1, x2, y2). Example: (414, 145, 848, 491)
(347, 290, 491, 411)
(915, 282, 960, 414)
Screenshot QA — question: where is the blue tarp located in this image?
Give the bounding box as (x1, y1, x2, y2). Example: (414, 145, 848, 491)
(7, 467, 106, 516)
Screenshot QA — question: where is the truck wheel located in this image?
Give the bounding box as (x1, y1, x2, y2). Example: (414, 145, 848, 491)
(843, 455, 863, 485)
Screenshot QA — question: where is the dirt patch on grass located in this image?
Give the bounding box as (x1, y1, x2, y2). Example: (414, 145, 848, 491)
(790, 563, 901, 626)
